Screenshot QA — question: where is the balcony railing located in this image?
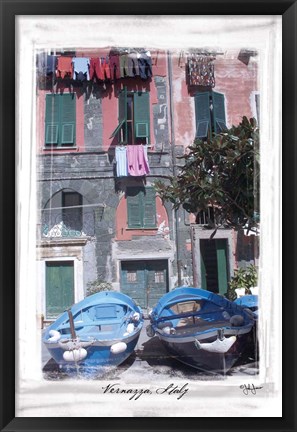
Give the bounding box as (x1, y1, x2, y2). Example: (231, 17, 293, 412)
(40, 207, 104, 239)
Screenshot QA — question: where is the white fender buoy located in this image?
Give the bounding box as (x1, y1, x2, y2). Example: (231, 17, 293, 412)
(162, 326, 171, 335)
(110, 342, 127, 354)
(132, 312, 140, 321)
(195, 336, 237, 353)
(63, 347, 87, 362)
(48, 330, 61, 342)
(126, 323, 135, 334)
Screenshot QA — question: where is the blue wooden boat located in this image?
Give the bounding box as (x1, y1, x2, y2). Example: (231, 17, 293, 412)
(147, 287, 256, 374)
(234, 294, 258, 318)
(43, 291, 143, 374)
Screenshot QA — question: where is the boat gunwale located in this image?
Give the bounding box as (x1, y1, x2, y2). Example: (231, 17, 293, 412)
(44, 325, 143, 348)
(155, 323, 253, 343)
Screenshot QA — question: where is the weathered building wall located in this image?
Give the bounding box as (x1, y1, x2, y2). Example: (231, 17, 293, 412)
(171, 49, 259, 149)
(214, 50, 258, 128)
(37, 48, 176, 298)
(37, 48, 259, 316)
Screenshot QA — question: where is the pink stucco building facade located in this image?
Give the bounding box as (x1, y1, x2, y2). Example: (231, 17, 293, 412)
(36, 47, 259, 319)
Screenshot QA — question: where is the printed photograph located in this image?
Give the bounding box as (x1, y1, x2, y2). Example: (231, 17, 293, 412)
(16, 16, 281, 417)
(36, 46, 260, 380)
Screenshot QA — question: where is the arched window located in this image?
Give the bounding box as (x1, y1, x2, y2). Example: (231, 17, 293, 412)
(42, 190, 83, 238)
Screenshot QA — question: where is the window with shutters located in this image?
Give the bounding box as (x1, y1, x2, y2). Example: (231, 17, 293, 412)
(126, 186, 156, 229)
(195, 91, 227, 140)
(110, 87, 150, 144)
(45, 93, 76, 147)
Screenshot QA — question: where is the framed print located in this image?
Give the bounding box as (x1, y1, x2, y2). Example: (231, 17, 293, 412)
(0, 1, 296, 431)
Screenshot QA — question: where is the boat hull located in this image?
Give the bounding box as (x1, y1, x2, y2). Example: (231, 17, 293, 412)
(158, 332, 252, 373)
(149, 286, 256, 374)
(42, 291, 143, 375)
(44, 331, 141, 371)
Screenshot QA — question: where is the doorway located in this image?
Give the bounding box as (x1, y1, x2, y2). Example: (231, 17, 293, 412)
(121, 260, 168, 309)
(45, 260, 74, 319)
(200, 239, 229, 295)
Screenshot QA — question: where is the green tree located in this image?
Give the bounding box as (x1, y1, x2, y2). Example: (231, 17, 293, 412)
(155, 117, 260, 233)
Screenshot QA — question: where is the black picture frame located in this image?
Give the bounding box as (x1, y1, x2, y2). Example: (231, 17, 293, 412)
(0, 1, 295, 431)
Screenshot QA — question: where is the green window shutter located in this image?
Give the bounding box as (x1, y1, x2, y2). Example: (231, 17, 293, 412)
(110, 87, 127, 142)
(143, 187, 156, 227)
(127, 187, 142, 228)
(109, 119, 125, 139)
(212, 91, 227, 133)
(194, 92, 211, 139)
(61, 93, 76, 144)
(134, 92, 150, 139)
(46, 125, 59, 144)
(45, 94, 60, 144)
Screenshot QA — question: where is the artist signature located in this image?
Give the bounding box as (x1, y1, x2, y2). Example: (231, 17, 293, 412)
(240, 383, 263, 395)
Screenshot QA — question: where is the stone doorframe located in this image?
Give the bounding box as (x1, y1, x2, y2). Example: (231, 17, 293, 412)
(190, 226, 236, 288)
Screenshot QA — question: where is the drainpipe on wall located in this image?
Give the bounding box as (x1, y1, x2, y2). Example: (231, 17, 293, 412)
(167, 50, 182, 286)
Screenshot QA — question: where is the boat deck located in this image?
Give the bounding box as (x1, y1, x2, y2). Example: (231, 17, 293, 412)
(173, 319, 229, 336)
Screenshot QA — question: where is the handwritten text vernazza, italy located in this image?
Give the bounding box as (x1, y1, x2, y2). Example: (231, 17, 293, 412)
(101, 382, 264, 400)
(101, 383, 189, 400)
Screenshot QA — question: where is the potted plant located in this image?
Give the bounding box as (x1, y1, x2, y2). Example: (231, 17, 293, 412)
(227, 265, 258, 301)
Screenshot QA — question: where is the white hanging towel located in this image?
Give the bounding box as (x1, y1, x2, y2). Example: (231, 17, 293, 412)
(115, 146, 128, 177)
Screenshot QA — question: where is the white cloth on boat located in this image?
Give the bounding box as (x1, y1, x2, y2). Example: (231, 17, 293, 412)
(195, 335, 236, 353)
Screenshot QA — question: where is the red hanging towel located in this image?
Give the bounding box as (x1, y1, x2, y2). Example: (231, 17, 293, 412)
(56, 56, 73, 79)
(89, 57, 104, 81)
(100, 57, 111, 80)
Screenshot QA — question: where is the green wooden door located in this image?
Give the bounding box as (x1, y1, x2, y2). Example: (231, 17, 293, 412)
(46, 261, 74, 319)
(121, 261, 146, 307)
(121, 260, 168, 309)
(215, 239, 229, 295)
(146, 261, 168, 309)
(200, 239, 229, 295)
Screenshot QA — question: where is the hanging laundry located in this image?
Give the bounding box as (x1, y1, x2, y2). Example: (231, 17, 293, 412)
(119, 53, 129, 78)
(89, 57, 102, 81)
(36, 53, 57, 86)
(187, 55, 215, 87)
(56, 56, 73, 79)
(100, 56, 111, 80)
(127, 145, 150, 176)
(143, 145, 150, 171)
(36, 52, 46, 75)
(109, 54, 121, 80)
(127, 52, 139, 77)
(115, 146, 128, 177)
(46, 55, 58, 75)
(72, 57, 90, 81)
(137, 52, 152, 80)
(36, 54, 58, 76)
